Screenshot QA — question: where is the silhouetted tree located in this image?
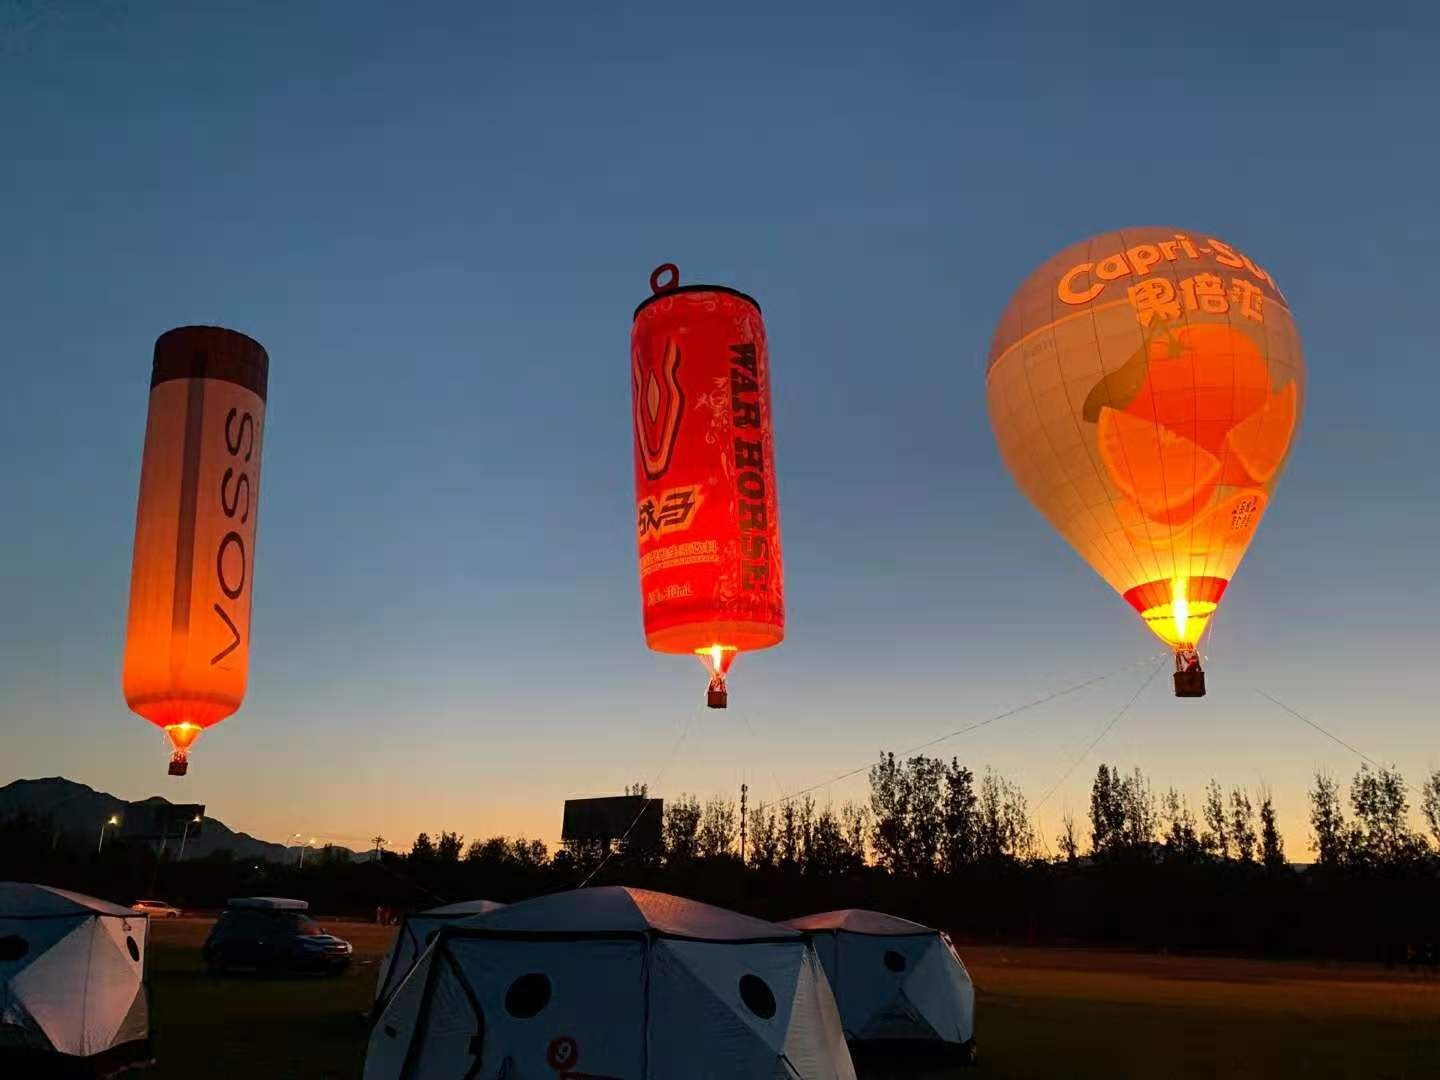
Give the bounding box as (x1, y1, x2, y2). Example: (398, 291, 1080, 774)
(515, 838, 548, 867)
(1117, 768, 1156, 853)
(410, 832, 436, 862)
(942, 760, 979, 872)
(1090, 765, 1122, 856)
(1161, 787, 1201, 861)
(748, 804, 778, 869)
(806, 807, 848, 877)
(779, 802, 801, 869)
(977, 768, 1034, 862)
(1258, 791, 1286, 870)
(1309, 772, 1346, 867)
(663, 794, 701, 863)
(558, 834, 605, 867)
(697, 796, 737, 859)
(468, 837, 506, 863)
(1422, 769, 1440, 850)
(1202, 780, 1229, 859)
(1348, 765, 1424, 869)
(796, 795, 817, 870)
(1230, 789, 1256, 864)
(901, 757, 944, 875)
(436, 831, 464, 863)
(869, 753, 909, 874)
(1057, 812, 1080, 864)
(1089, 764, 1155, 858)
(840, 802, 870, 871)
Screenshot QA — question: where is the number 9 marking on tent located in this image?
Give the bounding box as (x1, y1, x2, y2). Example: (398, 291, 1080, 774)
(546, 1034, 623, 1079)
(546, 1036, 578, 1070)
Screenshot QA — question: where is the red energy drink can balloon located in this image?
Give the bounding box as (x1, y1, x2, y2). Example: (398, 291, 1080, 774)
(630, 264, 784, 707)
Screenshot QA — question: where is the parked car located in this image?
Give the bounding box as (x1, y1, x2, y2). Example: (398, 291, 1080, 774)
(131, 899, 182, 918)
(202, 897, 353, 975)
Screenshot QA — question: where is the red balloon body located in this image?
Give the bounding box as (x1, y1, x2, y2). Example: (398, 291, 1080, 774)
(630, 281, 784, 663)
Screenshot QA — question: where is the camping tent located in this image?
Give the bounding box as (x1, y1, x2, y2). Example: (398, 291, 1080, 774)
(0, 883, 151, 1075)
(365, 886, 855, 1080)
(373, 899, 506, 1010)
(781, 910, 974, 1061)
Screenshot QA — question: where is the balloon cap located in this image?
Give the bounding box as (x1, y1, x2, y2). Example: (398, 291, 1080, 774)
(633, 269, 761, 318)
(650, 263, 680, 294)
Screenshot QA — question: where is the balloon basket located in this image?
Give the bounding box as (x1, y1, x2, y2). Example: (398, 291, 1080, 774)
(1173, 670, 1206, 698)
(168, 754, 189, 777)
(707, 688, 728, 709)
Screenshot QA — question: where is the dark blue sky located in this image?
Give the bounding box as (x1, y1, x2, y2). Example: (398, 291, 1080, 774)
(3, 3, 1435, 851)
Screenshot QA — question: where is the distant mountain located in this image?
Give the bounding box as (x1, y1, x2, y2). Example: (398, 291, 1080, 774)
(0, 777, 359, 862)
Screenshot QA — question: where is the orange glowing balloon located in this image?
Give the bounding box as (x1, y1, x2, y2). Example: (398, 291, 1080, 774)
(122, 327, 268, 773)
(631, 264, 785, 708)
(987, 228, 1304, 696)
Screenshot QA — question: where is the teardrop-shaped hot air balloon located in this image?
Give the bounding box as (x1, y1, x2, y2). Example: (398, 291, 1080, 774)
(123, 326, 268, 773)
(987, 228, 1304, 697)
(631, 264, 785, 708)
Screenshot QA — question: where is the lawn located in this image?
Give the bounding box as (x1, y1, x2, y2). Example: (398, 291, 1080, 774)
(144, 918, 1440, 1079)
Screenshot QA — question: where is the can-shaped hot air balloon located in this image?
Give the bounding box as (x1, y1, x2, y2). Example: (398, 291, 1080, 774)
(123, 326, 268, 774)
(987, 228, 1305, 697)
(631, 264, 784, 708)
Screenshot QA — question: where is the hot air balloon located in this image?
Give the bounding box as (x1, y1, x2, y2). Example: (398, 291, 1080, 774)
(631, 264, 784, 708)
(987, 229, 1304, 697)
(123, 326, 268, 773)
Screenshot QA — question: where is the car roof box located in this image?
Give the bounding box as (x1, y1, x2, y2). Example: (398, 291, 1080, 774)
(226, 896, 309, 911)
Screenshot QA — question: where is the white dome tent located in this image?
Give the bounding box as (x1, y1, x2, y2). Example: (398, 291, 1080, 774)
(365, 887, 855, 1080)
(0, 883, 151, 1076)
(373, 899, 506, 1011)
(781, 909, 976, 1063)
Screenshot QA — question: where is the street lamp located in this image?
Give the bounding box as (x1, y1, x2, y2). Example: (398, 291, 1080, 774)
(97, 815, 119, 855)
(299, 837, 317, 869)
(178, 814, 203, 861)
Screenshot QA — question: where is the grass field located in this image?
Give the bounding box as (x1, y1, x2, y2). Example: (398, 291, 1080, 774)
(143, 918, 1440, 1079)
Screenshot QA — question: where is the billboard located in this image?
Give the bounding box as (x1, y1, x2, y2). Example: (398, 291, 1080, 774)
(562, 796, 662, 852)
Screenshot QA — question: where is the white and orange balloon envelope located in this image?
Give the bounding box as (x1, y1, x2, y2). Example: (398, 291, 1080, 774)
(123, 327, 268, 774)
(631, 265, 785, 708)
(987, 228, 1304, 687)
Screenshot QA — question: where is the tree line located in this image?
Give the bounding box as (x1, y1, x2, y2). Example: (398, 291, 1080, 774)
(4, 758, 1437, 963)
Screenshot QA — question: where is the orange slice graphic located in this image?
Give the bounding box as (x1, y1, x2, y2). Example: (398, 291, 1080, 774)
(1098, 406, 1221, 525)
(1225, 380, 1298, 485)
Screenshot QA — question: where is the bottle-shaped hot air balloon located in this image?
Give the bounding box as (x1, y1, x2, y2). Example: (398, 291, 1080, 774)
(123, 326, 268, 773)
(987, 229, 1304, 697)
(631, 264, 785, 708)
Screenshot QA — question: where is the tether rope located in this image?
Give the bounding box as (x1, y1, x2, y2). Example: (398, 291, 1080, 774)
(753, 654, 1162, 814)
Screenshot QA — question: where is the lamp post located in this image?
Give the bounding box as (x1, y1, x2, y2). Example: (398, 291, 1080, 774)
(299, 837, 316, 869)
(178, 814, 203, 861)
(97, 815, 119, 855)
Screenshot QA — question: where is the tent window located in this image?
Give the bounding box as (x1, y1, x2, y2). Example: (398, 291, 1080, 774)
(883, 950, 907, 973)
(0, 935, 27, 961)
(504, 973, 551, 1018)
(127, 936, 141, 962)
(739, 974, 776, 1019)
